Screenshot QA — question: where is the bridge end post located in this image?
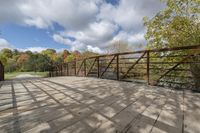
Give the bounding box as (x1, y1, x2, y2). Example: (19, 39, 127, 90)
(146, 51, 150, 85)
(97, 57, 100, 78)
(84, 59, 86, 77)
(0, 61, 4, 81)
(116, 54, 119, 80)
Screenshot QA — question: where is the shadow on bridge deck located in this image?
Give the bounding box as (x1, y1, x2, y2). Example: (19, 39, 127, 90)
(0, 76, 200, 133)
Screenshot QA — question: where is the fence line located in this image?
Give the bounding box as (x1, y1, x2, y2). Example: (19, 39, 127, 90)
(49, 45, 200, 89)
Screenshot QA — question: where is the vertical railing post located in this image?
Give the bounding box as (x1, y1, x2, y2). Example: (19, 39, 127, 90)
(66, 63, 69, 76)
(84, 59, 86, 77)
(60, 64, 63, 76)
(116, 54, 119, 80)
(146, 51, 150, 85)
(74, 59, 76, 76)
(0, 62, 4, 81)
(97, 57, 100, 78)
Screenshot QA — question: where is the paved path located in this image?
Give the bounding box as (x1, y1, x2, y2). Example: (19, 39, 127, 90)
(15, 74, 41, 79)
(0, 76, 200, 133)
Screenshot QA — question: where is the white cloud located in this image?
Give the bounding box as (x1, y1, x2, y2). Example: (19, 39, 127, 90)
(18, 47, 47, 53)
(52, 34, 72, 45)
(112, 31, 146, 44)
(98, 0, 165, 32)
(0, 0, 165, 51)
(18, 47, 65, 53)
(52, 34, 86, 51)
(18, 0, 99, 29)
(24, 17, 50, 29)
(0, 38, 13, 50)
(62, 20, 118, 47)
(87, 45, 103, 53)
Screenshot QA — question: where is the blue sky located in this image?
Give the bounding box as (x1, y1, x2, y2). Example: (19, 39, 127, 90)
(0, 23, 69, 51)
(0, 0, 165, 53)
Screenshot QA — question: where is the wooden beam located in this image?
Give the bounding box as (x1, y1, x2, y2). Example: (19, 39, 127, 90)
(100, 55, 116, 78)
(84, 59, 86, 76)
(65, 45, 200, 63)
(97, 57, 100, 78)
(74, 60, 76, 76)
(146, 51, 150, 85)
(156, 57, 188, 83)
(76, 60, 85, 76)
(87, 58, 97, 76)
(116, 55, 119, 80)
(122, 52, 146, 79)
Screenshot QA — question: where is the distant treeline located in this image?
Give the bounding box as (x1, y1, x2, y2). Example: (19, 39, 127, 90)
(0, 48, 98, 73)
(0, 41, 133, 73)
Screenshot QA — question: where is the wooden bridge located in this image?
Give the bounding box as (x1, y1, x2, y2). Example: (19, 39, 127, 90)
(0, 45, 200, 133)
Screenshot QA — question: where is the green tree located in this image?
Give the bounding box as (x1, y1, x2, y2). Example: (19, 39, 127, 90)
(27, 54, 51, 72)
(5, 58, 17, 72)
(81, 51, 99, 59)
(13, 49, 20, 56)
(144, 0, 200, 48)
(65, 54, 75, 62)
(17, 53, 30, 71)
(106, 40, 133, 54)
(0, 55, 7, 65)
(62, 50, 70, 60)
(144, 0, 200, 89)
(1, 48, 13, 58)
(42, 49, 56, 58)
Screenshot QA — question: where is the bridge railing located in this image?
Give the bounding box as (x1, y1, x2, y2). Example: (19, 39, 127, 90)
(49, 45, 200, 89)
(0, 61, 4, 81)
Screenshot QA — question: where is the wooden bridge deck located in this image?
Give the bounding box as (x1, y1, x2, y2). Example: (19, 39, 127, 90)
(0, 76, 200, 133)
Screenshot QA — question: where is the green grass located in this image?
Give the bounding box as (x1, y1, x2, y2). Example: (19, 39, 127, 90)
(5, 71, 49, 80)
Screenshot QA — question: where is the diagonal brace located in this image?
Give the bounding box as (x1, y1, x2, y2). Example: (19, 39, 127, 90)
(122, 52, 146, 79)
(100, 55, 116, 78)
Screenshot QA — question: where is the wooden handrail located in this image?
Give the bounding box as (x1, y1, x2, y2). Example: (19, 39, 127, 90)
(49, 45, 200, 89)
(65, 45, 200, 63)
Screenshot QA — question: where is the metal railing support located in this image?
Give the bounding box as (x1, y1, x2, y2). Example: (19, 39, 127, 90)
(74, 59, 76, 76)
(146, 51, 150, 85)
(97, 57, 100, 78)
(84, 59, 86, 76)
(116, 55, 119, 80)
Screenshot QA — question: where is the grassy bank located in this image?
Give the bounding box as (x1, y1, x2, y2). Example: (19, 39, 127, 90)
(5, 72, 49, 80)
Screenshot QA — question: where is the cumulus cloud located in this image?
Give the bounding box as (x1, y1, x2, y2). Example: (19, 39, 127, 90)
(0, 0, 165, 51)
(18, 47, 65, 53)
(87, 45, 103, 53)
(62, 20, 118, 47)
(52, 34, 86, 51)
(0, 38, 13, 50)
(19, 0, 99, 29)
(18, 47, 47, 53)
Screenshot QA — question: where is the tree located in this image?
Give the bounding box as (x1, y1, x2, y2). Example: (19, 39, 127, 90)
(17, 53, 30, 71)
(5, 58, 17, 72)
(81, 51, 99, 59)
(27, 54, 51, 72)
(62, 50, 70, 59)
(105, 40, 133, 54)
(13, 49, 20, 56)
(1, 48, 13, 58)
(42, 49, 56, 58)
(65, 54, 75, 62)
(144, 0, 200, 89)
(0, 55, 7, 65)
(72, 50, 81, 59)
(144, 0, 200, 48)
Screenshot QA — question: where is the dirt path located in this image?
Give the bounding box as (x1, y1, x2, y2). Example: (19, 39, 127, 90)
(14, 74, 41, 79)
